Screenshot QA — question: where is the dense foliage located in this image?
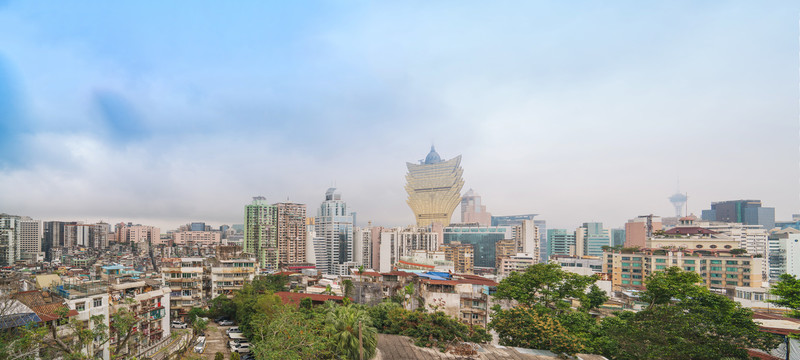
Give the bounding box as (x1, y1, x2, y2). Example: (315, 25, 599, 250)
(768, 273, 800, 318)
(490, 264, 780, 359)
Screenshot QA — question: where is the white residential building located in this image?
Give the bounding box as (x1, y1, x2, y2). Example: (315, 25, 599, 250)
(210, 258, 257, 298)
(378, 227, 439, 273)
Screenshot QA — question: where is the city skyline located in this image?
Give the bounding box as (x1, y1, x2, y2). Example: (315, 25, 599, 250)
(0, 2, 797, 231)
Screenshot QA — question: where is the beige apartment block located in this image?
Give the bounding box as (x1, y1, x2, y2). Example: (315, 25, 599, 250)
(161, 257, 204, 320)
(172, 230, 221, 246)
(603, 249, 762, 293)
(275, 202, 307, 266)
(441, 241, 474, 274)
(210, 258, 257, 298)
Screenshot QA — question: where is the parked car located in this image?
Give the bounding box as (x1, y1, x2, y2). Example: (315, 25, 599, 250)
(231, 342, 251, 354)
(240, 354, 255, 360)
(226, 326, 242, 335)
(171, 321, 188, 329)
(194, 336, 206, 353)
(214, 317, 228, 323)
(219, 319, 235, 326)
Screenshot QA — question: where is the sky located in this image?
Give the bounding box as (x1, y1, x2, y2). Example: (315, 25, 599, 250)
(0, 1, 798, 231)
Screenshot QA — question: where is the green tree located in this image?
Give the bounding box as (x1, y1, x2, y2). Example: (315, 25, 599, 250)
(768, 273, 800, 318)
(192, 317, 208, 338)
(252, 274, 289, 293)
(231, 352, 240, 360)
(582, 284, 609, 311)
(383, 307, 490, 350)
(490, 306, 584, 355)
(109, 306, 139, 357)
(639, 266, 706, 307)
(252, 306, 334, 360)
(601, 268, 780, 360)
(209, 294, 236, 319)
(494, 263, 598, 314)
(326, 304, 378, 360)
(215, 352, 224, 360)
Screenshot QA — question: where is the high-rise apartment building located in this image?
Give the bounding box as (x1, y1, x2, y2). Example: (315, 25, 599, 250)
(354, 227, 373, 269)
(460, 189, 492, 225)
(18, 218, 43, 260)
(244, 196, 277, 270)
(624, 215, 662, 248)
(441, 241, 474, 273)
(576, 223, 611, 257)
(0, 214, 20, 266)
(701, 200, 775, 230)
(274, 202, 307, 267)
(405, 146, 464, 227)
(314, 188, 354, 275)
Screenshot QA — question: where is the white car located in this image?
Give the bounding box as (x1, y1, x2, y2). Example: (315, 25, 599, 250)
(231, 342, 251, 354)
(219, 320, 235, 326)
(171, 321, 188, 329)
(226, 326, 242, 335)
(194, 336, 206, 353)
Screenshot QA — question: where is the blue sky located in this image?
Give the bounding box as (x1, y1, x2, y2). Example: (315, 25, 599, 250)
(0, 1, 797, 230)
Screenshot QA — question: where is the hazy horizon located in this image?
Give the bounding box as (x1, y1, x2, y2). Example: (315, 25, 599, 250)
(0, 2, 797, 232)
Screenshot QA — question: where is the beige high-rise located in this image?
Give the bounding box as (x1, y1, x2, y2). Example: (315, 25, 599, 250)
(405, 146, 464, 227)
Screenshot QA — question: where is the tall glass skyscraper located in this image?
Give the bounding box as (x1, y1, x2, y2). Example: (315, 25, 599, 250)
(314, 188, 354, 275)
(405, 146, 464, 227)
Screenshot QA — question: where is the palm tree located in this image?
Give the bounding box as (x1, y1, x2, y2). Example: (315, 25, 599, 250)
(326, 305, 377, 360)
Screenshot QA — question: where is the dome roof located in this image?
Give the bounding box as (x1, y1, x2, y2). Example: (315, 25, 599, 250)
(424, 145, 442, 164)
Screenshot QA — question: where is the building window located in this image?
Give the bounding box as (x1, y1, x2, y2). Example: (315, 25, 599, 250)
(93, 298, 102, 308)
(656, 265, 666, 270)
(711, 260, 722, 264)
(655, 259, 666, 263)
(754, 293, 764, 301)
(76, 302, 85, 311)
(726, 260, 738, 265)
(726, 267, 738, 272)
(683, 260, 695, 264)
(684, 267, 695, 271)
(711, 266, 722, 271)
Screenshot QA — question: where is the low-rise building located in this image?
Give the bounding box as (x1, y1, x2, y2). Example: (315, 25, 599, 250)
(109, 278, 171, 353)
(498, 253, 537, 277)
(210, 258, 257, 298)
(161, 257, 205, 320)
(603, 248, 763, 293)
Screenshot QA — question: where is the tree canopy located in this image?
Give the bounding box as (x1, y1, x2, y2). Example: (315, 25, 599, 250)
(768, 273, 800, 318)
